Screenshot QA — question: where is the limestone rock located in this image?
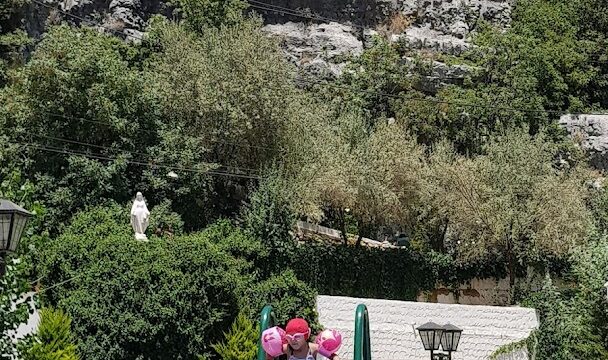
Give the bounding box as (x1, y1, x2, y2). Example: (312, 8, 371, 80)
(403, 56, 475, 93)
(23, 0, 513, 90)
(263, 22, 363, 78)
(109, 0, 142, 29)
(559, 114, 608, 170)
(394, 0, 512, 55)
(397, 25, 471, 55)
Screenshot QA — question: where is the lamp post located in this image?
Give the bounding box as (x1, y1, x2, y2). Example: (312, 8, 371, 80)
(0, 199, 32, 277)
(417, 322, 463, 360)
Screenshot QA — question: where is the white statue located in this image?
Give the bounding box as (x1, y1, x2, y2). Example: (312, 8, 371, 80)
(131, 192, 150, 241)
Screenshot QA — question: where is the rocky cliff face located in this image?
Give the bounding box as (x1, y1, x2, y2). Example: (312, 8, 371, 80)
(259, 0, 513, 79)
(22, 0, 171, 40)
(24, 0, 512, 89)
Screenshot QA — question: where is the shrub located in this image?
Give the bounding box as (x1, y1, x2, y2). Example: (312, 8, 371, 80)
(147, 199, 184, 237)
(39, 206, 251, 360)
(1, 259, 36, 360)
(19, 307, 79, 360)
(241, 173, 297, 276)
(243, 270, 319, 331)
(291, 243, 434, 301)
(202, 219, 267, 273)
(521, 239, 608, 359)
(212, 313, 258, 360)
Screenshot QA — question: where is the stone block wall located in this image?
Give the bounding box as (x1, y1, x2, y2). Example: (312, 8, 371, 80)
(316, 295, 538, 360)
(417, 277, 512, 306)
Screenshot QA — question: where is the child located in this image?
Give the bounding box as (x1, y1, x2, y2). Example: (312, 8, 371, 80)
(267, 318, 341, 360)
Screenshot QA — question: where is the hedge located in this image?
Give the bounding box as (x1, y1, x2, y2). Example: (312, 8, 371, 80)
(39, 206, 251, 360)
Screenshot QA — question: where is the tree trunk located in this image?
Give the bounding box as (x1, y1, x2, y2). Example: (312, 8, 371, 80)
(356, 233, 363, 246)
(506, 235, 516, 303)
(355, 219, 365, 246)
(338, 208, 348, 245)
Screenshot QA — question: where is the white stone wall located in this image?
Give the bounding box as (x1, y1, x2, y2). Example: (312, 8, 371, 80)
(316, 296, 538, 360)
(417, 277, 512, 306)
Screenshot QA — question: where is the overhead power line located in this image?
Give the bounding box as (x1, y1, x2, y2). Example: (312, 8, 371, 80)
(29, 133, 263, 174)
(13, 142, 263, 180)
(31, 0, 147, 42)
(37, 111, 284, 153)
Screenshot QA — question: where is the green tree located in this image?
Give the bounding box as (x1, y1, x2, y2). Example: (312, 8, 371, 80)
(430, 130, 592, 288)
(241, 171, 296, 274)
(211, 313, 258, 360)
(143, 18, 328, 228)
(0, 25, 160, 233)
(20, 308, 79, 360)
(0, 0, 31, 86)
(173, 0, 249, 31)
(326, 36, 410, 129)
(522, 238, 608, 358)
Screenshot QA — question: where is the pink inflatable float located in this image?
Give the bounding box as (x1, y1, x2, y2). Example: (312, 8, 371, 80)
(316, 329, 343, 358)
(261, 326, 286, 357)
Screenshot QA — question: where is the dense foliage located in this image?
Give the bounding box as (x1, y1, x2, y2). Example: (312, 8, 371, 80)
(519, 239, 608, 358)
(39, 206, 250, 360)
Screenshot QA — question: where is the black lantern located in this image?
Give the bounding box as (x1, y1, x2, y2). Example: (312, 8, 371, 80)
(417, 322, 463, 360)
(0, 199, 32, 276)
(417, 322, 444, 351)
(441, 323, 463, 352)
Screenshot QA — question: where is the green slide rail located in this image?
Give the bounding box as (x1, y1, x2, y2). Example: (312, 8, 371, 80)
(354, 304, 372, 360)
(258, 303, 372, 360)
(257, 305, 275, 360)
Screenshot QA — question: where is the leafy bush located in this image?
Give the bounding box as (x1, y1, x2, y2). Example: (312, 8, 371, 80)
(147, 199, 184, 237)
(241, 173, 296, 276)
(211, 313, 258, 360)
(522, 239, 608, 359)
(173, 0, 249, 31)
(202, 219, 267, 272)
(1, 259, 36, 360)
(39, 206, 251, 360)
(243, 270, 319, 331)
(19, 307, 79, 360)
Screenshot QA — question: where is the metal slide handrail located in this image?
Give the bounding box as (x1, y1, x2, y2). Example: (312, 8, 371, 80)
(257, 305, 275, 360)
(354, 304, 372, 360)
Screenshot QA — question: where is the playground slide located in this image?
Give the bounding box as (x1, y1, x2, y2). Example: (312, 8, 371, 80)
(257, 304, 372, 360)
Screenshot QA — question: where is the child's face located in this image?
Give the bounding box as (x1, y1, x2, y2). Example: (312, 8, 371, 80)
(287, 333, 307, 349)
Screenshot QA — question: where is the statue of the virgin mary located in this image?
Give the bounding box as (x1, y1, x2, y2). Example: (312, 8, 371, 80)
(131, 192, 150, 240)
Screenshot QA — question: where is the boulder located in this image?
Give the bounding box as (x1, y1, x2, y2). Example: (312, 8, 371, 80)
(403, 56, 475, 93)
(559, 114, 608, 171)
(263, 21, 363, 78)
